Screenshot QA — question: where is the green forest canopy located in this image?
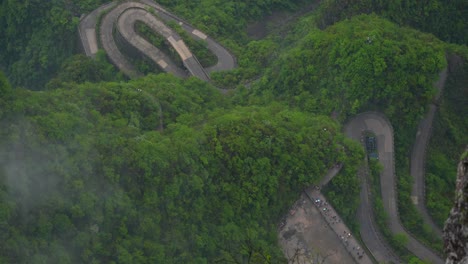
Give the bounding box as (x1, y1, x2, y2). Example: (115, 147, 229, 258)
(0, 0, 309, 89)
(0, 74, 363, 263)
(257, 14, 446, 126)
(0, 0, 467, 263)
(315, 0, 468, 45)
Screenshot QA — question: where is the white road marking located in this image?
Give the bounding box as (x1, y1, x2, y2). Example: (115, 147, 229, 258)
(167, 36, 192, 60)
(86, 28, 98, 54)
(158, 59, 168, 68)
(192, 29, 207, 40)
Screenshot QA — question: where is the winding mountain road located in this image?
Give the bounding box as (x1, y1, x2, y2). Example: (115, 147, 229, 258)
(345, 112, 444, 264)
(78, 2, 117, 58)
(79, 0, 236, 80)
(410, 68, 448, 238)
(79, 2, 447, 263)
(345, 113, 402, 264)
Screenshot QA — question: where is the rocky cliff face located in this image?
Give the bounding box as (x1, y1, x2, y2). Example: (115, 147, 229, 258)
(444, 149, 468, 264)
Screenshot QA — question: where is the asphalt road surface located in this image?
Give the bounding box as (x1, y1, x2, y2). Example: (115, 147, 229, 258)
(80, 2, 447, 263)
(139, 0, 236, 73)
(279, 192, 359, 264)
(117, 5, 189, 79)
(345, 112, 444, 264)
(410, 68, 448, 238)
(306, 187, 373, 264)
(78, 2, 117, 57)
(78, 0, 236, 80)
(99, 2, 141, 78)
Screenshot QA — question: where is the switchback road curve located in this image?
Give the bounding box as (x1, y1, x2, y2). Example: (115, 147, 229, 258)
(345, 112, 444, 264)
(78, 0, 236, 80)
(80, 2, 445, 262)
(410, 68, 448, 238)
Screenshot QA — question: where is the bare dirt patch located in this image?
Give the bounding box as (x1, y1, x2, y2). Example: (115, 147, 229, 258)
(278, 193, 356, 264)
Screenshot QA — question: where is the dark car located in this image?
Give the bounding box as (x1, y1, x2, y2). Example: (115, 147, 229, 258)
(365, 136, 379, 159)
(366, 136, 376, 152)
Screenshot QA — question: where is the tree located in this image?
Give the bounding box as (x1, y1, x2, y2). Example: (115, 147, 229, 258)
(0, 71, 12, 118)
(393, 233, 409, 250)
(259, 14, 446, 126)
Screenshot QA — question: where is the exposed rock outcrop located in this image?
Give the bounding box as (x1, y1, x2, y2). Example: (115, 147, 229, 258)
(444, 148, 468, 264)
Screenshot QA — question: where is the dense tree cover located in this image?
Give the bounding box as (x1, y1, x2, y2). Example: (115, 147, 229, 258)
(315, 0, 468, 45)
(0, 0, 110, 89)
(0, 0, 311, 90)
(243, 13, 456, 256)
(1, 0, 467, 262)
(156, 0, 310, 40)
(212, 38, 279, 89)
(46, 52, 125, 90)
(0, 71, 13, 119)
(322, 145, 363, 233)
(0, 74, 363, 263)
(390, 57, 467, 254)
(256, 14, 446, 126)
(426, 60, 468, 227)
